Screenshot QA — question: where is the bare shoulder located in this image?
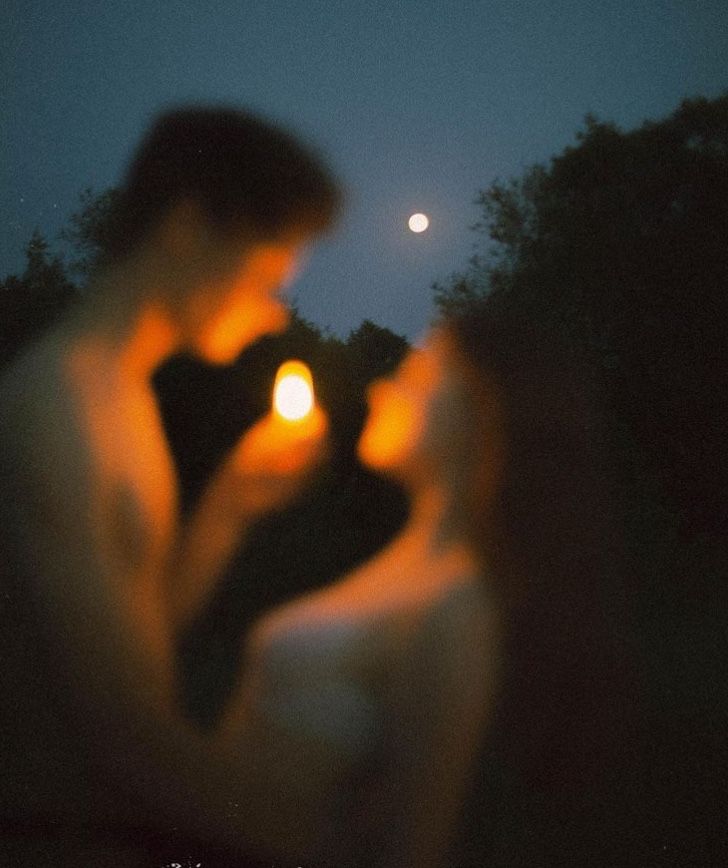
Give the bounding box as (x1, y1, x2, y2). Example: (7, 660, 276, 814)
(246, 592, 372, 683)
(245, 551, 375, 647)
(429, 573, 498, 644)
(247, 539, 437, 649)
(1, 323, 174, 534)
(0, 330, 86, 488)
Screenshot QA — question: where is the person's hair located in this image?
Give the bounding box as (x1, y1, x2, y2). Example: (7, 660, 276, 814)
(445, 293, 649, 865)
(105, 105, 341, 262)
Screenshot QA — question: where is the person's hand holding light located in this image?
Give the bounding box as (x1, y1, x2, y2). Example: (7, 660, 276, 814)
(273, 360, 315, 423)
(169, 360, 327, 630)
(231, 360, 327, 518)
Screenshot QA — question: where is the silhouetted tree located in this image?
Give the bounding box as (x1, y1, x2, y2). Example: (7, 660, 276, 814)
(346, 318, 409, 384)
(436, 94, 728, 862)
(436, 94, 728, 532)
(60, 187, 122, 282)
(0, 230, 77, 366)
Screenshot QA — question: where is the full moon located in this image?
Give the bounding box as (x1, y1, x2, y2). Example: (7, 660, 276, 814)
(408, 212, 429, 233)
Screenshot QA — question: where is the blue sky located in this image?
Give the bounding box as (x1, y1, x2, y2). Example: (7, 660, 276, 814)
(3, 0, 727, 339)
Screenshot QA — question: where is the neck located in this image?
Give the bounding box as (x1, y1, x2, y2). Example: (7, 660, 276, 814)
(402, 481, 472, 556)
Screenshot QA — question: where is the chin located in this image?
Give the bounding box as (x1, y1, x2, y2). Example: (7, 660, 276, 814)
(194, 324, 269, 365)
(194, 339, 242, 366)
(358, 400, 419, 477)
(357, 430, 405, 478)
(195, 305, 290, 364)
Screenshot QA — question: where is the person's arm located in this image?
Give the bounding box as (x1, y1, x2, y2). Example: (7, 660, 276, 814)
(168, 406, 327, 631)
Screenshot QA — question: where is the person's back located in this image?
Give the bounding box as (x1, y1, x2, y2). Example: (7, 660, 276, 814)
(439, 297, 654, 866)
(225, 533, 498, 868)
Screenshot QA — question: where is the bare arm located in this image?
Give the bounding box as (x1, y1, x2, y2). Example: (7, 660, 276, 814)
(169, 406, 327, 631)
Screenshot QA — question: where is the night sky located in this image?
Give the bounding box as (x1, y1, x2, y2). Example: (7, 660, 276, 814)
(3, 1, 727, 340)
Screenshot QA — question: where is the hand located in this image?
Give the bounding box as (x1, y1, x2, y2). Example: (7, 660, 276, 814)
(229, 406, 328, 519)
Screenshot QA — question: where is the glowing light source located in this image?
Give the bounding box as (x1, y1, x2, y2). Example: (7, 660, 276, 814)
(408, 213, 429, 233)
(273, 360, 315, 422)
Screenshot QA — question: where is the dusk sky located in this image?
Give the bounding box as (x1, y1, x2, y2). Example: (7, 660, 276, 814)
(3, 1, 727, 340)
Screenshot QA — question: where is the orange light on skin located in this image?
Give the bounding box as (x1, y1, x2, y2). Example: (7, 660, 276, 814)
(357, 381, 421, 471)
(273, 360, 315, 423)
(357, 344, 446, 475)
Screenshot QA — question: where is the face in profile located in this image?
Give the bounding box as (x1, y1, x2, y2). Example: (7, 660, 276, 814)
(187, 239, 303, 365)
(161, 202, 305, 365)
(357, 329, 480, 489)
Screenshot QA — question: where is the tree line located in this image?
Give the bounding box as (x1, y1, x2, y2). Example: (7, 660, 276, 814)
(435, 92, 728, 852)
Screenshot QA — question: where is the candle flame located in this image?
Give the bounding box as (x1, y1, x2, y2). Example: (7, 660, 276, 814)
(273, 360, 315, 422)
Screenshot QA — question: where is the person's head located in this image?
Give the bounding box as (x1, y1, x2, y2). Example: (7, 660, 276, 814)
(104, 106, 341, 362)
(356, 326, 503, 522)
(359, 292, 618, 591)
(363, 293, 643, 857)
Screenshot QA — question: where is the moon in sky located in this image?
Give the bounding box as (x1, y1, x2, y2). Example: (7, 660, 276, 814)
(408, 212, 429, 233)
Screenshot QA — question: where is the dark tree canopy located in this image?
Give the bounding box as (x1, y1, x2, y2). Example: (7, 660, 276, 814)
(60, 187, 123, 282)
(436, 93, 728, 539)
(346, 319, 410, 383)
(436, 94, 728, 863)
(0, 230, 78, 366)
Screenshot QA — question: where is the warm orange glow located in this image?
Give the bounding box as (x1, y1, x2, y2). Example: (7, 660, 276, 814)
(357, 384, 420, 470)
(233, 402, 326, 482)
(273, 360, 315, 422)
(357, 346, 443, 472)
(198, 294, 289, 365)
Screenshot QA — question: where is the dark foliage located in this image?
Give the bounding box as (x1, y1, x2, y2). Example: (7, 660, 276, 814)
(0, 231, 78, 367)
(60, 187, 123, 283)
(436, 94, 728, 864)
